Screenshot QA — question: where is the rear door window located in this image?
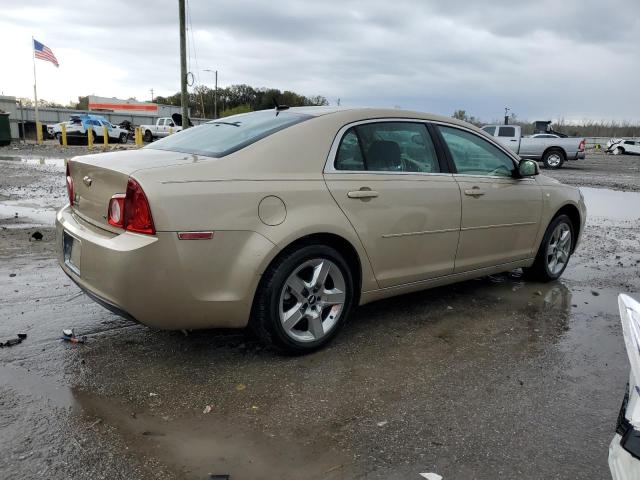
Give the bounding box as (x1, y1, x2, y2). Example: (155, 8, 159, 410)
(335, 122, 440, 173)
(498, 126, 515, 137)
(481, 126, 496, 136)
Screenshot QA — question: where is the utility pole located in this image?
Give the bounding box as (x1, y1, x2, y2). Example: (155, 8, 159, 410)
(150, 88, 154, 102)
(504, 107, 510, 125)
(204, 68, 218, 119)
(178, 0, 189, 129)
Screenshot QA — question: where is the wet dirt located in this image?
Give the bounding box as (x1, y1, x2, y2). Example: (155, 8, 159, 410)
(1, 153, 639, 479)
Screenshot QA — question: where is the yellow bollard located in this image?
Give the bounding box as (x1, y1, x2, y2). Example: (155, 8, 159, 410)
(36, 121, 43, 145)
(87, 126, 93, 150)
(135, 127, 142, 146)
(61, 123, 67, 147)
(103, 125, 109, 148)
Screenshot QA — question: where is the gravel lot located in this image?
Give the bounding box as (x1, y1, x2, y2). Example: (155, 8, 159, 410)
(1, 149, 639, 479)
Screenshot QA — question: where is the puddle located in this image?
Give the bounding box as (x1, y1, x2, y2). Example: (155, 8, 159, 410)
(0, 203, 56, 228)
(0, 155, 67, 169)
(580, 187, 640, 221)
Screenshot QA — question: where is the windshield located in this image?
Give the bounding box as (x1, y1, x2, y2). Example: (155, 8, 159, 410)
(146, 110, 313, 157)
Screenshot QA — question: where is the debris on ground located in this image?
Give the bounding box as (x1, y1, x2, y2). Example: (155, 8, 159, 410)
(61, 328, 87, 344)
(203, 405, 213, 414)
(9, 273, 16, 277)
(376, 420, 388, 427)
(235, 383, 246, 391)
(30, 231, 43, 241)
(420, 473, 443, 480)
(591, 290, 600, 296)
(0, 334, 27, 347)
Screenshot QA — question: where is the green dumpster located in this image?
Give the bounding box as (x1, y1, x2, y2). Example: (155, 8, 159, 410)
(0, 113, 11, 146)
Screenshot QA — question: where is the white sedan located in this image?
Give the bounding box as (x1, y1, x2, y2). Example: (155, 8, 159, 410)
(606, 139, 640, 155)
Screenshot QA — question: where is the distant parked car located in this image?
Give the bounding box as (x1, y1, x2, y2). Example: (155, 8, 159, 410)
(482, 124, 585, 169)
(48, 115, 129, 144)
(57, 107, 586, 353)
(609, 294, 640, 479)
(139, 117, 182, 142)
(606, 139, 640, 156)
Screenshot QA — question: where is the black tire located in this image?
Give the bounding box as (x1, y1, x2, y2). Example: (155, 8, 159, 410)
(119, 133, 128, 144)
(524, 214, 574, 282)
(542, 149, 565, 169)
(143, 130, 153, 142)
(251, 244, 355, 355)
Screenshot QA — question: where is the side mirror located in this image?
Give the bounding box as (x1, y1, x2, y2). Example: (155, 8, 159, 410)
(518, 159, 539, 177)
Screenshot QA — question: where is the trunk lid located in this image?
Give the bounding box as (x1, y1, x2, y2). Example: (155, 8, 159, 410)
(69, 148, 201, 230)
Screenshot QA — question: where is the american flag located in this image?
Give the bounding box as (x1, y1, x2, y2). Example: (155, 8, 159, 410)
(33, 39, 59, 67)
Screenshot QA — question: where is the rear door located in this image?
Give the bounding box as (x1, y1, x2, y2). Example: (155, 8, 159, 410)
(496, 125, 520, 153)
(435, 124, 542, 272)
(324, 120, 461, 288)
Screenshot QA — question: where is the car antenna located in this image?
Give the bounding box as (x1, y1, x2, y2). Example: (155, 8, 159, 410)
(273, 97, 289, 115)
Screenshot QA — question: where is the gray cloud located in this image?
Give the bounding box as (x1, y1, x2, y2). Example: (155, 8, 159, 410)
(2, 0, 639, 121)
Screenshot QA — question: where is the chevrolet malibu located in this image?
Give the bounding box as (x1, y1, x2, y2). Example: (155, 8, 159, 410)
(56, 107, 586, 354)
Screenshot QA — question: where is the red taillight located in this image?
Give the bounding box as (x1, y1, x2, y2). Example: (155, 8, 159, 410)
(66, 162, 74, 206)
(579, 139, 585, 151)
(107, 178, 155, 235)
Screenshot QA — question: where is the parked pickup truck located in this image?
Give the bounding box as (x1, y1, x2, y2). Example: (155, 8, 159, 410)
(481, 125, 585, 169)
(140, 117, 182, 142)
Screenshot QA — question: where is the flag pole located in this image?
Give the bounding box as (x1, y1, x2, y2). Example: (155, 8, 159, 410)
(32, 36, 41, 144)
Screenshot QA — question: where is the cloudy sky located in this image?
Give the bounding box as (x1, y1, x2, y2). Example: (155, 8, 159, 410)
(1, 0, 638, 122)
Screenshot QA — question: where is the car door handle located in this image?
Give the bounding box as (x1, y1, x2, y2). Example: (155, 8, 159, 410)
(347, 189, 379, 199)
(464, 188, 486, 197)
(510, 139, 517, 142)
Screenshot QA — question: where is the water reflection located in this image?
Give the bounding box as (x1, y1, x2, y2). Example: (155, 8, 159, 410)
(580, 187, 640, 221)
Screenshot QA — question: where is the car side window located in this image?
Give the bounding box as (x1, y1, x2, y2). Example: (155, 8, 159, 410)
(498, 126, 515, 137)
(335, 122, 440, 173)
(438, 125, 515, 177)
(158, 119, 165, 127)
(481, 126, 496, 136)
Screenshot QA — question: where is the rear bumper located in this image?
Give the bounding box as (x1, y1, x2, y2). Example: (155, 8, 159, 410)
(56, 204, 277, 330)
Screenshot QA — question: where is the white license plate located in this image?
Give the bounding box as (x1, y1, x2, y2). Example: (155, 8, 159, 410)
(63, 231, 81, 276)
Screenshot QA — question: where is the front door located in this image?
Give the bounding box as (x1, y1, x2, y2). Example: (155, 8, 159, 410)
(435, 124, 542, 272)
(324, 121, 461, 288)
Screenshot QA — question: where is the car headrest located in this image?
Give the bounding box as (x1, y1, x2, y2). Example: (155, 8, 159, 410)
(367, 140, 401, 171)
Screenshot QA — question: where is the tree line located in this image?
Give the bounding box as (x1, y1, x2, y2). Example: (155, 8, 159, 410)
(155, 84, 328, 118)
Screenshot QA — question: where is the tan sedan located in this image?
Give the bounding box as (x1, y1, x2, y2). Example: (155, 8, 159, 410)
(56, 107, 586, 353)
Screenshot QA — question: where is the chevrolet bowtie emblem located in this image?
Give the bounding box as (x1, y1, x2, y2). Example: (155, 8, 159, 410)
(83, 175, 92, 187)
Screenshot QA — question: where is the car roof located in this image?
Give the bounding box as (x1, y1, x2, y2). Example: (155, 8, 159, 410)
(276, 106, 478, 129)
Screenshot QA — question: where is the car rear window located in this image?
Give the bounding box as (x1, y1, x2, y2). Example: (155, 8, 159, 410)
(146, 110, 312, 157)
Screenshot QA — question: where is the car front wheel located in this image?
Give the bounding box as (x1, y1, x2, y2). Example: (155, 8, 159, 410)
(251, 244, 354, 354)
(119, 133, 128, 144)
(525, 214, 574, 281)
(143, 130, 153, 142)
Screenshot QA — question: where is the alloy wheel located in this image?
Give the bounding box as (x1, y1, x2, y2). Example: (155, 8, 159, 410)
(546, 223, 572, 275)
(278, 258, 346, 343)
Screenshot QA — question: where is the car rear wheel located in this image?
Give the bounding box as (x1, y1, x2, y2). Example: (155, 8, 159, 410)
(119, 133, 128, 144)
(614, 147, 624, 155)
(251, 244, 354, 354)
(524, 214, 573, 282)
(143, 130, 153, 142)
(542, 149, 565, 169)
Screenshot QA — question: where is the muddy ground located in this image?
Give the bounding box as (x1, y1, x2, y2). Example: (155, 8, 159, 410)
(1, 151, 640, 479)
